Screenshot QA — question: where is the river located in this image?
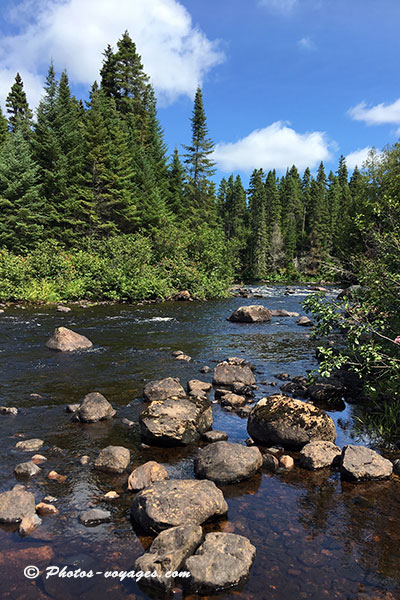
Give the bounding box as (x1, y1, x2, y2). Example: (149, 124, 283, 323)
(0, 285, 399, 600)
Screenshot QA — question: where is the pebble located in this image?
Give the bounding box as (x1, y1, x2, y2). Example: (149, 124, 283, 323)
(48, 471, 67, 483)
(280, 455, 295, 469)
(16, 439, 44, 452)
(0, 406, 18, 416)
(36, 503, 59, 516)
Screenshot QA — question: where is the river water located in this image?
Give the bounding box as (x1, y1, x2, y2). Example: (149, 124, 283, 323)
(0, 285, 399, 600)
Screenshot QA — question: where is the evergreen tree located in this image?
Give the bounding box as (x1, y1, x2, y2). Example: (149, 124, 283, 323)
(0, 106, 8, 146)
(248, 169, 268, 279)
(100, 44, 118, 98)
(167, 148, 186, 219)
(301, 167, 312, 239)
(327, 171, 341, 253)
(265, 170, 284, 269)
(183, 87, 217, 220)
(280, 167, 303, 264)
(308, 161, 329, 255)
(216, 177, 229, 224)
(5, 73, 33, 134)
(0, 123, 44, 252)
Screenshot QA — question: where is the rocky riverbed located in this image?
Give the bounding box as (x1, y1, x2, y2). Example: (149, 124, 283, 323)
(0, 285, 400, 600)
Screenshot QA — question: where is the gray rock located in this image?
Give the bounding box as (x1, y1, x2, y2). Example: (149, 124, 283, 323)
(270, 309, 300, 317)
(229, 305, 272, 323)
(185, 532, 256, 593)
(139, 396, 212, 446)
(308, 382, 345, 404)
(14, 462, 41, 478)
(262, 453, 279, 472)
(16, 438, 44, 452)
(0, 485, 36, 523)
(300, 440, 341, 470)
(66, 403, 80, 413)
(236, 405, 252, 417)
(340, 445, 393, 481)
(57, 305, 71, 313)
(297, 316, 313, 327)
(274, 372, 290, 381)
(143, 377, 186, 402)
(213, 359, 255, 392)
(19, 513, 42, 536)
(135, 525, 203, 591)
(0, 406, 18, 416)
(200, 366, 211, 374)
(45, 326, 93, 351)
(393, 459, 400, 476)
(202, 430, 228, 443)
(128, 461, 169, 491)
(195, 441, 262, 485)
(76, 392, 116, 423)
(131, 479, 228, 534)
(79, 509, 111, 526)
(247, 395, 337, 448)
(220, 392, 246, 408)
(94, 446, 130, 474)
(175, 354, 192, 362)
(188, 380, 212, 394)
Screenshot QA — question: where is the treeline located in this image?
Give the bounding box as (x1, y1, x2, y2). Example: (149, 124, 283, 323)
(0, 29, 377, 301)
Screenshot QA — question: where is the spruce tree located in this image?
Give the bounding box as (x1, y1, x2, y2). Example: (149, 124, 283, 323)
(308, 161, 329, 255)
(5, 73, 33, 134)
(248, 169, 268, 279)
(0, 106, 8, 146)
(0, 122, 44, 252)
(183, 87, 217, 220)
(327, 171, 341, 254)
(167, 148, 186, 219)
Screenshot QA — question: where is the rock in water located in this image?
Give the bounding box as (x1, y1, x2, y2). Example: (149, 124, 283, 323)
(340, 445, 393, 481)
(76, 392, 116, 423)
(46, 327, 93, 351)
(79, 509, 111, 526)
(16, 438, 44, 452)
(134, 525, 203, 591)
(19, 513, 42, 536)
(195, 441, 262, 484)
(300, 440, 341, 470)
(130, 479, 228, 534)
(220, 392, 247, 408)
(0, 485, 36, 523)
(139, 396, 212, 446)
(228, 305, 272, 323)
(247, 395, 336, 448)
(202, 430, 228, 443)
(213, 359, 255, 391)
(14, 462, 41, 478)
(185, 532, 256, 593)
(57, 305, 71, 313)
(94, 446, 130, 474)
(1, 406, 18, 416)
(297, 316, 312, 327)
(143, 377, 186, 402)
(188, 380, 212, 394)
(128, 461, 169, 491)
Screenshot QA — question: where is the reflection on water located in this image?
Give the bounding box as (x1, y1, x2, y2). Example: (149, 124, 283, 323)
(0, 286, 399, 599)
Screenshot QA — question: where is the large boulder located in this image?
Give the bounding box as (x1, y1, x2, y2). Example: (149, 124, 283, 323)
(185, 532, 256, 593)
(76, 392, 116, 423)
(195, 441, 262, 485)
(143, 377, 186, 403)
(299, 441, 341, 470)
(128, 461, 169, 491)
(134, 525, 203, 591)
(188, 380, 212, 394)
(94, 446, 130, 474)
(139, 396, 212, 446)
(340, 445, 393, 481)
(130, 479, 228, 534)
(45, 327, 93, 351)
(229, 305, 272, 323)
(247, 395, 337, 448)
(213, 359, 255, 394)
(0, 485, 36, 523)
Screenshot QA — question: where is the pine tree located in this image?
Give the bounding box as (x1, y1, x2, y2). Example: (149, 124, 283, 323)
(248, 169, 268, 279)
(308, 161, 329, 255)
(216, 177, 229, 224)
(167, 148, 186, 219)
(280, 167, 303, 264)
(301, 167, 312, 240)
(0, 106, 8, 147)
(0, 123, 44, 252)
(265, 170, 284, 269)
(100, 44, 118, 98)
(6, 73, 33, 134)
(183, 87, 217, 220)
(327, 171, 341, 254)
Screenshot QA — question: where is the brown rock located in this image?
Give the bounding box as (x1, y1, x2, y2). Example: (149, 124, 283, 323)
(19, 514, 42, 536)
(279, 455, 294, 469)
(45, 326, 93, 351)
(229, 305, 272, 323)
(36, 502, 59, 516)
(94, 446, 131, 474)
(143, 377, 186, 402)
(128, 461, 169, 491)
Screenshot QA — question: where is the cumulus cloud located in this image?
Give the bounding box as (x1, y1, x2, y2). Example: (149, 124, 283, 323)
(0, 0, 224, 110)
(298, 36, 316, 51)
(348, 98, 400, 126)
(258, 0, 299, 13)
(213, 122, 332, 173)
(345, 147, 382, 170)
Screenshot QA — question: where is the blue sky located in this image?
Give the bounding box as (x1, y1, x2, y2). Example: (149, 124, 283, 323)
(0, 0, 400, 182)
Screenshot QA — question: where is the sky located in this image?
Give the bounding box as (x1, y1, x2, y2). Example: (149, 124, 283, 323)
(0, 0, 400, 183)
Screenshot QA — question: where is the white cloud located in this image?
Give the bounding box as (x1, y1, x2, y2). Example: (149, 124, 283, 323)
(348, 98, 400, 126)
(345, 147, 382, 170)
(0, 0, 224, 110)
(213, 121, 332, 173)
(298, 36, 316, 51)
(258, 0, 299, 13)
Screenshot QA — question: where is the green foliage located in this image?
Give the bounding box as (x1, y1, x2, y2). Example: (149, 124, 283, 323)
(6, 73, 33, 133)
